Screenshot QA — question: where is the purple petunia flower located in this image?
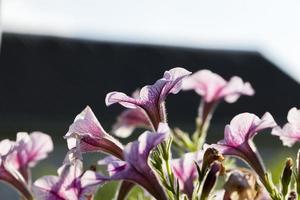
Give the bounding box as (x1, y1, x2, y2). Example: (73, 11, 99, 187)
(98, 123, 169, 200)
(64, 106, 124, 160)
(272, 107, 300, 147)
(182, 69, 254, 104)
(210, 112, 277, 180)
(172, 151, 203, 199)
(105, 67, 191, 130)
(33, 160, 103, 200)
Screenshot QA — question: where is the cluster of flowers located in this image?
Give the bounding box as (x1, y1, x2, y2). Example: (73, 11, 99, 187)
(1, 67, 300, 200)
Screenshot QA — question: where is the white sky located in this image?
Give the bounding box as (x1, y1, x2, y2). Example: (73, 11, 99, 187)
(2, 0, 300, 82)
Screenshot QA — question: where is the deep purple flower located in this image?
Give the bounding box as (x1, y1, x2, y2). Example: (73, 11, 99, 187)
(33, 160, 103, 200)
(182, 69, 254, 103)
(172, 151, 203, 199)
(98, 123, 169, 200)
(105, 67, 191, 130)
(272, 107, 300, 147)
(210, 112, 277, 180)
(64, 106, 124, 160)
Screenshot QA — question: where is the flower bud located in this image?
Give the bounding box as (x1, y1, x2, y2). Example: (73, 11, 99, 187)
(281, 158, 293, 197)
(200, 162, 223, 200)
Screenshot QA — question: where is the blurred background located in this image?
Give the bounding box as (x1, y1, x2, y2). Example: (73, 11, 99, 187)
(0, 1, 300, 199)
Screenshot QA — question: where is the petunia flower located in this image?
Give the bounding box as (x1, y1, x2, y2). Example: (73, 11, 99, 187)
(0, 139, 33, 200)
(272, 107, 300, 147)
(172, 151, 203, 199)
(98, 123, 169, 200)
(33, 160, 103, 200)
(64, 106, 124, 160)
(182, 69, 254, 104)
(182, 70, 254, 146)
(209, 112, 277, 181)
(8, 132, 53, 182)
(105, 67, 191, 130)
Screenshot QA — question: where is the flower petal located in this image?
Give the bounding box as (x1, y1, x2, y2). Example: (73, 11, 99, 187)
(222, 76, 255, 103)
(172, 151, 203, 198)
(66, 106, 107, 138)
(65, 106, 124, 160)
(33, 160, 103, 200)
(182, 69, 226, 102)
(106, 68, 191, 129)
(223, 112, 276, 147)
(112, 108, 151, 138)
(287, 107, 300, 129)
(16, 132, 54, 168)
(182, 69, 254, 103)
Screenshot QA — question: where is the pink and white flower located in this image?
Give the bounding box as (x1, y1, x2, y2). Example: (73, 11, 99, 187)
(106, 67, 191, 130)
(210, 112, 277, 180)
(64, 106, 124, 160)
(0, 132, 53, 199)
(182, 69, 254, 103)
(272, 107, 300, 147)
(33, 160, 103, 200)
(8, 132, 53, 182)
(172, 151, 203, 199)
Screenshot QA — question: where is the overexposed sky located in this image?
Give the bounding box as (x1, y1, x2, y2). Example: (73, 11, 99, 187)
(2, 0, 300, 82)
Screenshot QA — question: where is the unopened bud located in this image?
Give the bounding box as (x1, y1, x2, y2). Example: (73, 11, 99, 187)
(200, 162, 222, 200)
(281, 158, 293, 197)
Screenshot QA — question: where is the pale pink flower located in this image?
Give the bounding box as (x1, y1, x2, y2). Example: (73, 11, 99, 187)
(8, 132, 53, 182)
(210, 112, 277, 180)
(106, 67, 191, 130)
(64, 106, 124, 160)
(182, 69, 254, 103)
(272, 107, 300, 147)
(0, 139, 33, 199)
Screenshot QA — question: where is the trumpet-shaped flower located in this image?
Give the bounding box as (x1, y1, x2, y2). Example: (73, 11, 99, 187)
(64, 106, 124, 160)
(33, 160, 103, 200)
(105, 67, 191, 130)
(182, 69, 254, 103)
(272, 107, 300, 147)
(210, 112, 277, 180)
(8, 132, 53, 182)
(0, 139, 33, 200)
(172, 151, 203, 199)
(98, 123, 169, 200)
